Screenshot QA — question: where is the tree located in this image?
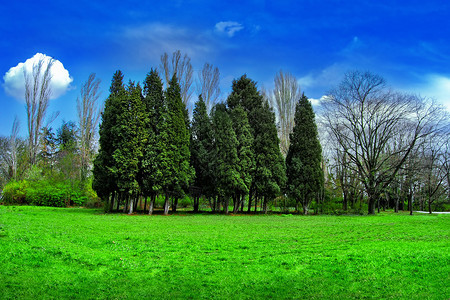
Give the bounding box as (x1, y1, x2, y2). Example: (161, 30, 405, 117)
(114, 81, 146, 214)
(160, 50, 194, 107)
(211, 103, 241, 214)
(191, 94, 215, 211)
(229, 105, 254, 213)
(271, 70, 301, 157)
(322, 71, 447, 214)
(141, 69, 166, 214)
(24, 56, 54, 165)
(163, 75, 194, 214)
(227, 75, 285, 213)
(0, 118, 25, 184)
(93, 71, 125, 210)
(77, 73, 102, 182)
(286, 94, 324, 214)
(197, 63, 220, 112)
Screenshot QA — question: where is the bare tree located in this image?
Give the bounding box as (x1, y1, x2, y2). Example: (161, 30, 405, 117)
(197, 63, 220, 112)
(0, 117, 22, 184)
(160, 50, 194, 107)
(77, 73, 102, 181)
(24, 57, 54, 165)
(322, 71, 447, 214)
(271, 70, 301, 157)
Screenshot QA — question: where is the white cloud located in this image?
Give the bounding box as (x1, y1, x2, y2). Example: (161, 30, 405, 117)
(215, 21, 244, 37)
(309, 95, 331, 106)
(120, 23, 214, 61)
(3, 53, 73, 101)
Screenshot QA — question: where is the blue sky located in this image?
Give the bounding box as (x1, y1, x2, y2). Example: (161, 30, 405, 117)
(1, 0, 450, 137)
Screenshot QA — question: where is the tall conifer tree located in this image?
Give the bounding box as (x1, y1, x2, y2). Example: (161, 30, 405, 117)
(93, 70, 124, 210)
(286, 94, 323, 214)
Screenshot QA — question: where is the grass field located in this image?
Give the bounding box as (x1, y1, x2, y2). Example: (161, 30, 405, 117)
(0, 206, 449, 299)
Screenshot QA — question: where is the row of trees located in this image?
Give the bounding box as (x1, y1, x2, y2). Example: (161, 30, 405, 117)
(1, 51, 448, 214)
(92, 67, 324, 215)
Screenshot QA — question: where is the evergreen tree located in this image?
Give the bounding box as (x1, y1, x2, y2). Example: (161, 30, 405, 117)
(113, 81, 146, 214)
(229, 105, 254, 213)
(164, 74, 194, 213)
(191, 94, 215, 211)
(211, 103, 241, 214)
(141, 69, 165, 214)
(227, 75, 285, 213)
(252, 101, 286, 213)
(93, 70, 124, 209)
(286, 94, 323, 214)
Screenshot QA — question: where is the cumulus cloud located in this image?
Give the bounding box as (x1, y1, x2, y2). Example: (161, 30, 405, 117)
(215, 21, 244, 37)
(3, 53, 73, 101)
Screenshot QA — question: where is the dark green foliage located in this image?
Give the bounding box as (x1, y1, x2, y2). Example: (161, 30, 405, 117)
(286, 94, 324, 214)
(140, 69, 164, 197)
(229, 105, 254, 197)
(252, 102, 286, 201)
(165, 75, 194, 196)
(56, 121, 78, 152)
(211, 104, 241, 212)
(227, 75, 285, 210)
(191, 95, 215, 197)
(93, 70, 124, 200)
(113, 81, 145, 195)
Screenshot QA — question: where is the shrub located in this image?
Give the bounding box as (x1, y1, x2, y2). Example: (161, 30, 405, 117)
(2, 180, 29, 204)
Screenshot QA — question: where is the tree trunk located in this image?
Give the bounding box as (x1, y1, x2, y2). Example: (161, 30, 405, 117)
(193, 196, 199, 213)
(163, 192, 170, 215)
(116, 192, 121, 212)
(123, 194, 128, 213)
(368, 195, 376, 215)
(128, 195, 134, 214)
(144, 196, 148, 213)
(247, 191, 253, 213)
(263, 196, 268, 214)
(240, 195, 245, 212)
(254, 196, 258, 212)
(224, 197, 229, 214)
(148, 194, 155, 215)
(302, 202, 309, 215)
(109, 192, 115, 212)
(172, 198, 178, 212)
(428, 198, 432, 214)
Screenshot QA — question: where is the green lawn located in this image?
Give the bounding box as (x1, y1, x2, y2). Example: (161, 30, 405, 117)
(0, 206, 449, 299)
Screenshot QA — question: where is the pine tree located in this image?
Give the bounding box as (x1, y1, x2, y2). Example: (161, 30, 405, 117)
(211, 103, 241, 214)
(191, 95, 215, 211)
(286, 94, 323, 214)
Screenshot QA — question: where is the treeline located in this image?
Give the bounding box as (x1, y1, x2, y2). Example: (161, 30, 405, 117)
(1, 52, 448, 214)
(92, 68, 324, 215)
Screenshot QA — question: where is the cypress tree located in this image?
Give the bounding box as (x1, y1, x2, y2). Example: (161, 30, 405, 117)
(211, 103, 241, 214)
(93, 70, 124, 211)
(227, 75, 285, 213)
(286, 94, 323, 214)
(229, 105, 254, 213)
(141, 69, 165, 214)
(114, 81, 146, 214)
(191, 95, 215, 211)
(164, 74, 194, 213)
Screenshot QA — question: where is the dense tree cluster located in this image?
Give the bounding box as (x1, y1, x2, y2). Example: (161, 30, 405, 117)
(1, 53, 448, 214)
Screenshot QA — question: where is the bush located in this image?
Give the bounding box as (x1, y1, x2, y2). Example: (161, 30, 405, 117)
(2, 180, 29, 204)
(1, 177, 100, 208)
